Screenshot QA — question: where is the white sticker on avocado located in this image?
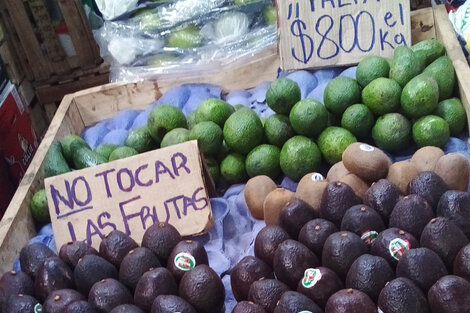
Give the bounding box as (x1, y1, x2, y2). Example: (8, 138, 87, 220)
(361, 230, 379, 245)
(311, 173, 325, 181)
(378, 308, 384, 313)
(388, 238, 410, 261)
(301, 268, 322, 289)
(174, 252, 196, 271)
(298, 311, 313, 313)
(360, 144, 375, 152)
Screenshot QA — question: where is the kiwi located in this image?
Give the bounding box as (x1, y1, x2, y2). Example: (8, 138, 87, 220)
(327, 161, 351, 182)
(295, 173, 328, 215)
(340, 174, 370, 200)
(434, 153, 470, 191)
(263, 188, 294, 225)
(411, 146, 444, 172)
(386, 160, 419, 194)
(245, 176, 277, 220)
(342, 143, 391, 182)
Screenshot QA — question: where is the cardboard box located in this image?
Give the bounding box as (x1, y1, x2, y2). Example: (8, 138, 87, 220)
(0, 82, 39, 185)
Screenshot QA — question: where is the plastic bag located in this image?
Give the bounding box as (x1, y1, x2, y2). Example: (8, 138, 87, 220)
(449, 1, 470, 60)
(93, 0, 277, 82)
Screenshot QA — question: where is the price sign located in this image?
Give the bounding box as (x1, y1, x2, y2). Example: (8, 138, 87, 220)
(277, 0, 412, 70)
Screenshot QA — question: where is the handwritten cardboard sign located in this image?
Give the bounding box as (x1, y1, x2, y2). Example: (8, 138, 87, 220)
(277, 0, 411, 70)
(44, 141, 213, 249)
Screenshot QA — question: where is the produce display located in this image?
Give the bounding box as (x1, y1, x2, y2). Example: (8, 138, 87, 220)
(4, 36, 470, 313)
(238, 143, 470, 313)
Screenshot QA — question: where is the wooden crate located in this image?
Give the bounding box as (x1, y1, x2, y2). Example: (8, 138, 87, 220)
(0, 6, 468, 274)
(0, 0, 102, 84)
(411, 0, 432, 10)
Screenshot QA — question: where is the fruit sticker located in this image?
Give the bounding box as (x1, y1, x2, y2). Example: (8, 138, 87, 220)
(302, 268, 322, 288)
(298, 311, 314, 313)
(361, 230, 379, 245)
(34, 304, 43, 313)
(311, 173, 325, 181)
(174, 252, 196, 271)
(388, 238, 410, 261)
(378, 308, 384, 313)
(360, 144, 375, 152)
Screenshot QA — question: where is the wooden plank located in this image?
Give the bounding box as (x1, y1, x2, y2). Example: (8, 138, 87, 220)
(17, 79, 35, 106)
(433, 5, 470, 142)
(410, 7, 436, 45)
(35, 72, 109, 104)
(44, 103, 58, 122)
(28, 100, 48, 138)
(73, 81, 161, 126)
(3, 0, 51, 80)
(0, 41, 24, 84)
(56, 0, 101, 69)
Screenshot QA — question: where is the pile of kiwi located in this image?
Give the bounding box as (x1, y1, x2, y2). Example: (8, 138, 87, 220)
(240, 142, 470, 313)
(0, 224, 224, 313)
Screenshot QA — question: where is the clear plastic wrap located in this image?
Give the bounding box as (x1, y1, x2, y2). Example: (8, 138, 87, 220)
(93, 0, 277, 82)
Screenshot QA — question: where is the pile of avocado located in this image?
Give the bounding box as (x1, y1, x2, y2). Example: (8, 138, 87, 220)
(238, 142, 470, 313)
(0, 224, 224, 313)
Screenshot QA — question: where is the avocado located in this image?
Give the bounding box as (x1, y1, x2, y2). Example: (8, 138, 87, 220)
(179, 265, 225, 313)
(378, 277, 429, 313)
(248, 278, 290, 313)
(34, 256, 74, 301)
(297, 266, 343, 308)
(428, 275, 470, 313)
(109, 304, 144, 313)
(167, 240, 209, 282)
(273, 239, 319, 289)
(370, 228, 419, 268)
(420, 217, 469, 270)
(73, 254, 118, 295)
(411, 38, 446, 67)
(59, 241, 98, 269)
(72, 144, 108, 169)
(396, 247, 447, 292)
(390, 46, 422, 87)
(134, 268, 177, 312)
(125, 126, 157, 153)
(423, 56, 456, 101)
(119, 247, 160, 291)
(279, 198, 315, 239)
(437, 190, 470, 238)
(231, 256, 273, 301)
(43, 289, 85, 313)
(321, 231, 367, 280)
(364, 179, 403, 223)
(65, 300, 98, 313)
(142, 222, 182, 266)
(94, 144, 118, 161)
(325, 289, 376, 313)
(389, 195, 435, 239)
(60, 134, 90, 166)
(232, 301, 267, 313)
(320, 182, 361, 227)
(401, 74, 440, 118)
(151, 295, 197, 313)
(273, 291, 323, 313)
(408, 171, 449, 209)
(88, 278, 133, 313)
(3, 294, 40, 313)
(454, 244, 470, 281)
(19, 243, 56, 278)
(298, 219, 338, 260)
(0, 270, 34, 310)
(44, 141, 71, 177)
(254, 225, 290, 267)
(340, 205, 385, 242)
(99, 230, 138, 267)
(345, 254, 395, 301)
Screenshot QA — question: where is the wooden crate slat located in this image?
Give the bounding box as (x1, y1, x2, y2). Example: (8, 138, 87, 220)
(56, 0, 101, 69)
(0, 41, 25, 84)
(26, 0, 65, 63)
(410, 7, 437, 45)
(3, 0, 51, 80)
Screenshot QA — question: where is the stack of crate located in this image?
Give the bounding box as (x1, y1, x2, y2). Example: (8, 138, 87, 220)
(0, 0, 109, 128)
(411, 0, 432, 10)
